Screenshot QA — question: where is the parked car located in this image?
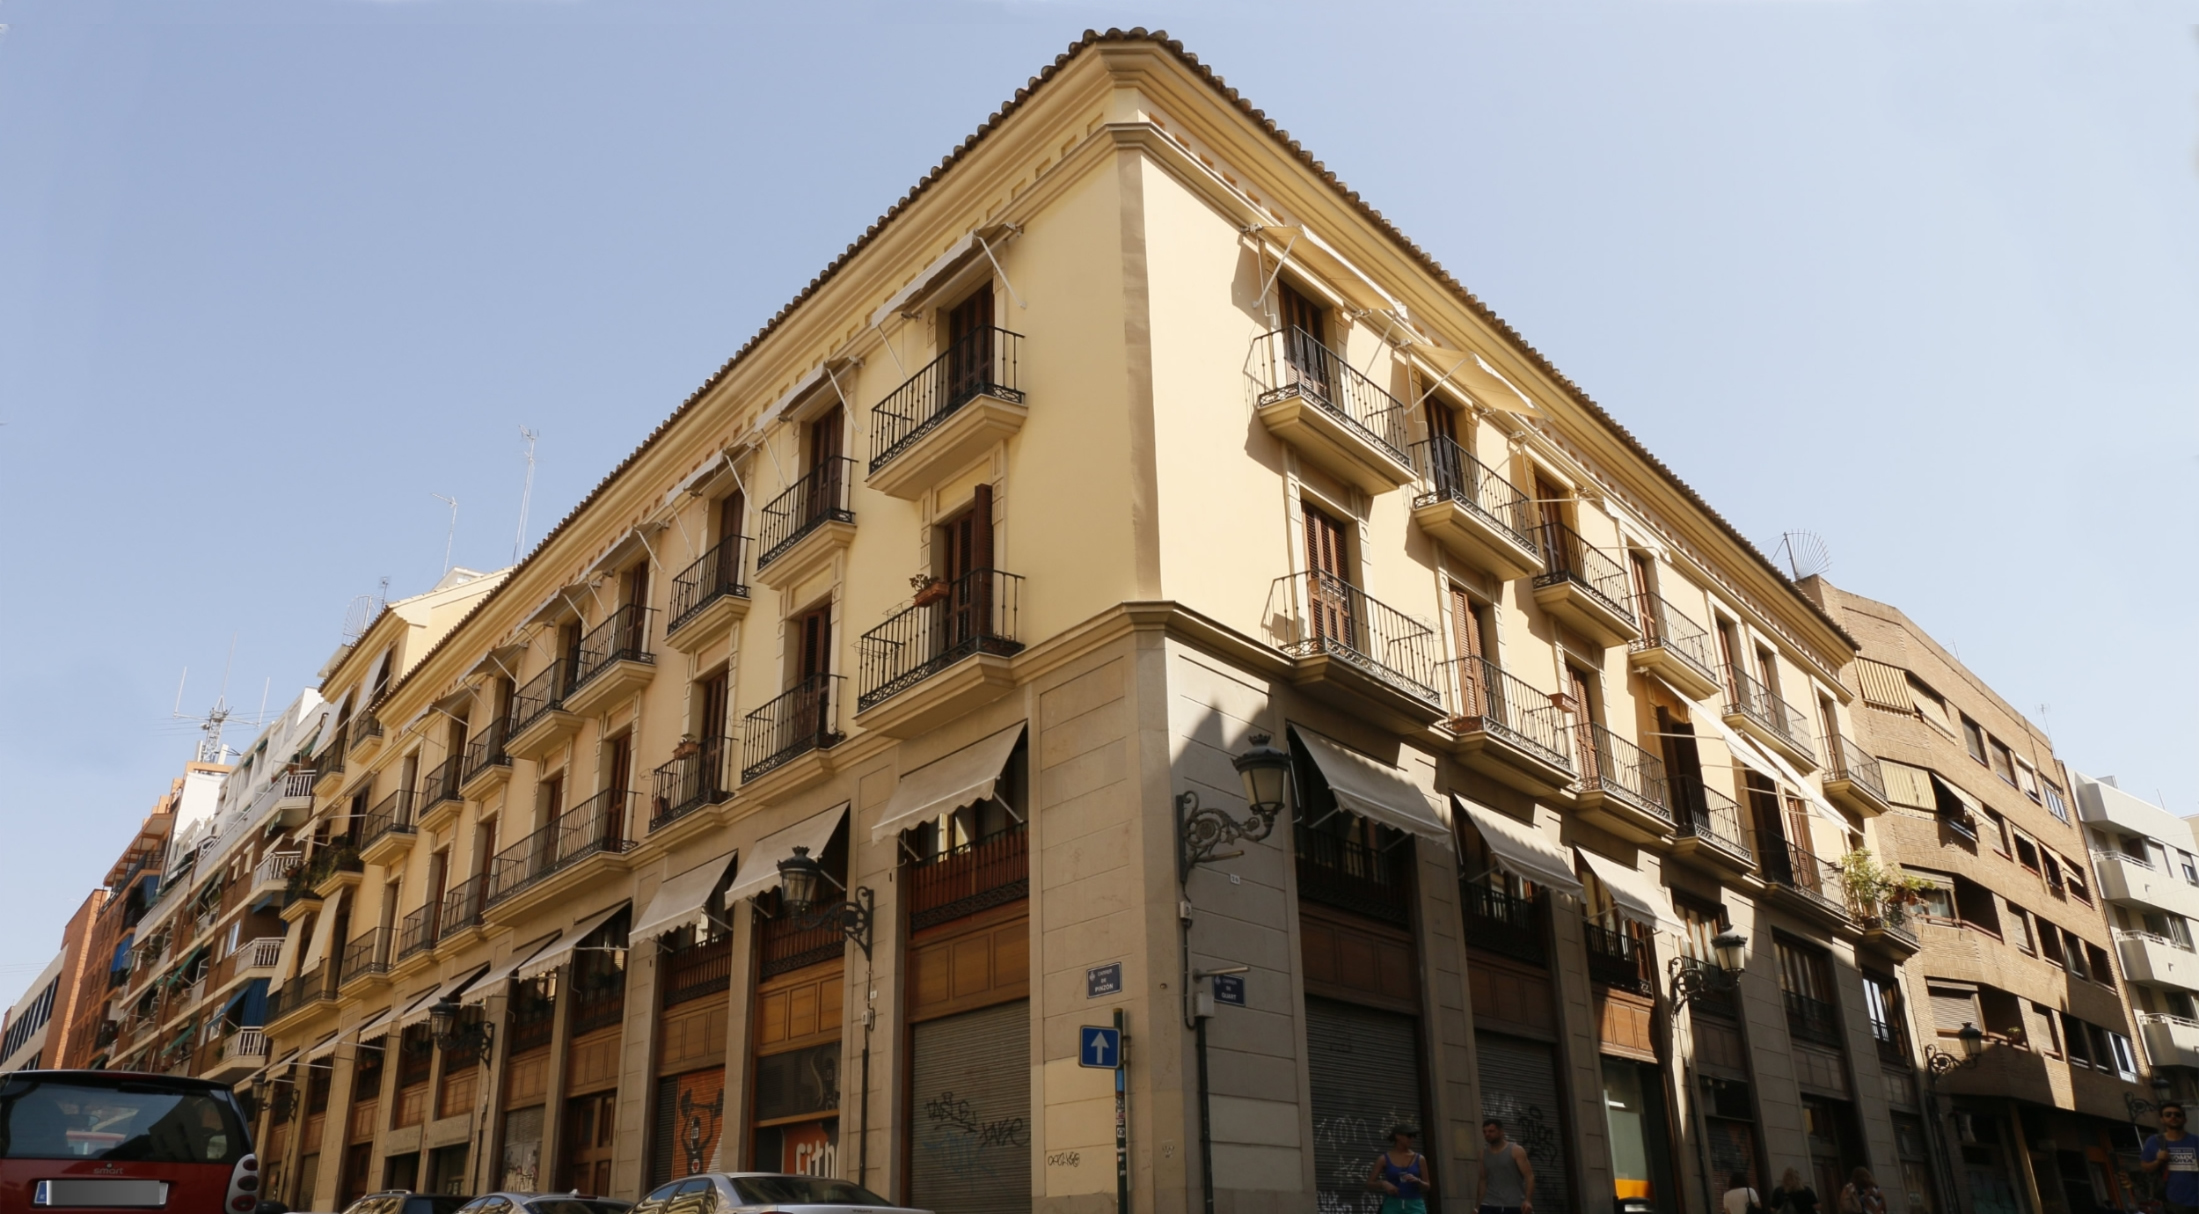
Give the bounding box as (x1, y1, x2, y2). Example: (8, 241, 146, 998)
(632, 1174, 929, 1214)
(339, 1191, 475, 1214)
(456, 1193, 632, 1214)
(0, 1069, 282, 1214)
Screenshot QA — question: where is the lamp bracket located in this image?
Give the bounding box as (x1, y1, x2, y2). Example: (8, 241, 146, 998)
(1176, 791, 1281, 879)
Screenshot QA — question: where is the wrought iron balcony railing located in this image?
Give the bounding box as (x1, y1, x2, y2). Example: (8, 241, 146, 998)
(662, 936, 733, 1008)
(742, 675, 843, 782)
(1462, 880, 1543, 964)
(1410, 436, 1539, 553)
(1443, 657, 1573, 771)
(349, 713, 384, 751)
(1784, 990, 1843, 1047)
(396, 904, 438, 961)
(858, 568, 1024, 711)
(485, 789, 635, 907)
(906, 828, 1029, 932)
(1265, 570, 1443, 706)
(340, 928, 391, 983)
(1296, 825, 1412, 926)
(668, 537, 750, 632)
(314, 725, 347, 778)
(419, 756, 463, 811)
(870, 325, 1024, 474)
(462, 715, 511, 782)
(359, 790, 416, 851)
(1532, 521, 1637, 627)
(1725, 668, 1815, 762)
(1583, 921, 1654, 995)
(1872, 1018, 1911, 1065)
(651, 736, 733, 830)
(1628, 593, 1721, 689)
(571, 605, 654, 692)
(438, 876, 486, 942)
(1578, 722, 1672, 824)
(511, 659, 577, 736)
(1763, 842, 1847, 919)
(1250, 326, 1412, 466)
(1670, 776, 1752, 862)
(756, 457, 856, 572)
(1826, 733, 1887, 804)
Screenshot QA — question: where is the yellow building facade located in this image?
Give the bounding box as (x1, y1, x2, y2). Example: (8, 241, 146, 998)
(240, 31, 2098, 1214)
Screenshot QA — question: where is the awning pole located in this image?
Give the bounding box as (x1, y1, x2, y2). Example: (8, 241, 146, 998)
(974, 232, 1027, 310)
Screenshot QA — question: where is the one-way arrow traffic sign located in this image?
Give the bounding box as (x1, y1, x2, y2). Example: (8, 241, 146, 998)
(1079, 1024, 1121, 1069)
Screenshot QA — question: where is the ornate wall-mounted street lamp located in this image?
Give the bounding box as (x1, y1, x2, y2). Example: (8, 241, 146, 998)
(776, 846, 874, 960)
(1924, 1022, 1985, 1080)
(1667, 931, 1749, 1005)
(1177, 733, 1296, 877)
(428, 997, 494, 1058)
(2126, 1074, 2176, 1127)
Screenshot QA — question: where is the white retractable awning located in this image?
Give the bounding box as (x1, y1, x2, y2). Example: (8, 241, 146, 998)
(299, 888, 347, 970)
(1453, 796, 1583, 897)
(868, 226, 1012, 328)
(459, 933, 561, 1007)
(581, 524, 666, 583)
(1405, 346, 1539, 417)
(633, 851, 741, 942)
(354, 1010, 394, 1043)
(871, 725, 1025, 842)
(517, 903, 631, 982)
(664, 449, 735, 509)
(1295, 730, 1451, 845)
(1711, 720, 1782, 781)
(304, 1033, 341, 1061)
(465, 643, 530, 686)
(1708, 718, 1854, 837)
(270, 1050, 299, 1071)
(727, 804, 849, 903)
(1931, 773, 1983, 817)
(1576, 849, 1684, 935)
(394, 964, 489, 1028)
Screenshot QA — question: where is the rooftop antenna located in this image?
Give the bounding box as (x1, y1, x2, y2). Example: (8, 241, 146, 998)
(340, 595, 376, 644)
(430, 493, 459, 573)
(513, 427, 539, 564)
(1771, 530, 1831, 580)
(170, 635, 239, 764)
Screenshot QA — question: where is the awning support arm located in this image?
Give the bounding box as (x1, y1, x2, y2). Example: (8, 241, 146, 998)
(974, 230, 1026, 310)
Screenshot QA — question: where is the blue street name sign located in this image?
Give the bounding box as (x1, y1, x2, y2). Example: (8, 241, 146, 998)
(1080, 1025, 1122, 1070)
(1212, 974, 1246, 1006)
(1086, 962, 1123, 999)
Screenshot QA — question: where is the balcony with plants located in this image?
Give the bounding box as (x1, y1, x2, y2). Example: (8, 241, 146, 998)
(855, 568, 1024, 737)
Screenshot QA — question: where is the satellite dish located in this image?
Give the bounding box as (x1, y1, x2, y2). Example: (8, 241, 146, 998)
(341, 594, 377, 644)
(1773, 531, 1832, 580)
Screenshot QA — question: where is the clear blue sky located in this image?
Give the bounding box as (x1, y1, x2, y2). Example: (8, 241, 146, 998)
(2, 1, 2193, 1007)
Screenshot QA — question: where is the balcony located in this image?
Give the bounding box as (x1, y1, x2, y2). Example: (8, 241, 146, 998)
(506, 659, 582, 763)
(1763, 842, 1851, 929)
(1461, 880, 1543, 965)
(1784, 990, 1843, 1048)
(249, 851, 303, 909)
(1441, 658, 1574, 797)
(304, 844, 364, 901)
(416, 757, 465, 835)
(267, 771, 317, 829)
(2092, 851, 2199, 920)
(741, 675, 844, 785)
(396, 904, 439, 964)
(662, 936, 734, 1008)
(358, 790, 417, 867)
(855, 568, 1024, 736)
(1583, 922, 1653, 996)
(1264, 571, 1446, 732)
(206, 1027, 268, 1082)
(460, 715, 514, 799)
(437, 875, 487, 943)
(760, 910, 846, 980)
(1677, 955, 1739, 1020)
(349, 712, 386, 760)
(310, 725, 348, 795)
(1670, 777, 1754, 876)
(1407, 437, 1542, 580)
(1530, 522, 1640, 646)
(1822, 735, 1890, 817)
(2141, 1013, 2199, 1069)
(868, 326, 1026, 499)
(2117, 931, 2199, 992)
(1871, 1019, 1912, 1066)
(1575, 722, 1674, 842)
(665, 537, 751, 655)
(1250, 327, 1416, 493)
(484, 789, 635, 914)
(1295, 825, 1413, 927)
(906, 828, 1029, 932)
(651, 735, 734, 833)
(564, 605, 656, 717)
(235, 936, 283, 975)
(339, 927, 392, 989)
(265, 964, 333, 1026)
(1626, 594, 1722, 701)
(753, 457, 856, 591)
(1722, 669, 1817, 770)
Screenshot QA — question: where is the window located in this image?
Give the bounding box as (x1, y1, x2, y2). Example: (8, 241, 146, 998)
(2015, 760, 2041, 801)
(1929, 984, 1980, 1035)
(1910, 677, 1954, 735)
(2064, 931, 2089, 979)
(2042, 857, 2066, 899)
(1916, 883, 1955, 921)
(2042, 781, 2069, 823)
(2110, 1031, 2141, 1080)
(2086, 942, 2115, 985)
(2066, 863, 2090, 905)
(1989, 741, 2017, 786)
(1981, 809, 2011, 855)
(2013, 833, 2041, 873)
(2039, 923, 2066, 965)
(2010, 909, 2035, 955)
(1961, 716, 1988, 764)
(2060, 1012, 2094, 1067)
(2181, 851, 2198, 886)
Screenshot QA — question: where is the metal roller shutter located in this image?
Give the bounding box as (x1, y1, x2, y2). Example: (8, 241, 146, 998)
(1307, 998, 1428, 1213)
(1477, 1031, 1574, 1214)
(909, 1000, 1031, 1214)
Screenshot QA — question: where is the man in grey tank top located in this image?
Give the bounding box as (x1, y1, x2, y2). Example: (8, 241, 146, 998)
(1479, 1118, 1535, 1214)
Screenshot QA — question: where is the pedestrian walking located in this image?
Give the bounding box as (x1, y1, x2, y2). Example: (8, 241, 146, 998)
(1365, 1124, 1433, 1214)
(1478, 1118, 1535, 1214)
(1768, 1167, 1817, 1214)
(1722, 1171, 1765, 1214)
(2143, 1100, 2199, 1214)
(1836, 1168, 1886, 1214)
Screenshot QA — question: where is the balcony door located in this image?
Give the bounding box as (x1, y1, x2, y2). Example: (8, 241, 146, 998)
(805, 406, 845, 522)
(1568, 666, 1601, 784)
(1303, 506, 1354, 652)
(1533, 476, 1569, 573)
(938, 484, 995, 652)
(1279, 282, 1329, 396)
(1448, 587, 1485, 719)
(717, 490, 746, 585)
(945, 287, 994, 405)
(1424, 400, 1464, 498)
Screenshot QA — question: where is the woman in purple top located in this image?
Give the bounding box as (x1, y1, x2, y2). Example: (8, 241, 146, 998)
(1366, 1124, 1434, 1214)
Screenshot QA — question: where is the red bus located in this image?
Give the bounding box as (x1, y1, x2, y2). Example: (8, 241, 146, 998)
(0, 1070, 282, 1214)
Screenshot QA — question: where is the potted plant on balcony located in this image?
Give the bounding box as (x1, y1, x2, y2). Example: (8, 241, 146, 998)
(910, 572, 951, 608)
(1836, 848, 1932, 927)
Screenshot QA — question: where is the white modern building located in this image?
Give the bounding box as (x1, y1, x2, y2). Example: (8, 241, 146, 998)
(2077, 772, 2199, 1084)
(1, 953, 66, 1072)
